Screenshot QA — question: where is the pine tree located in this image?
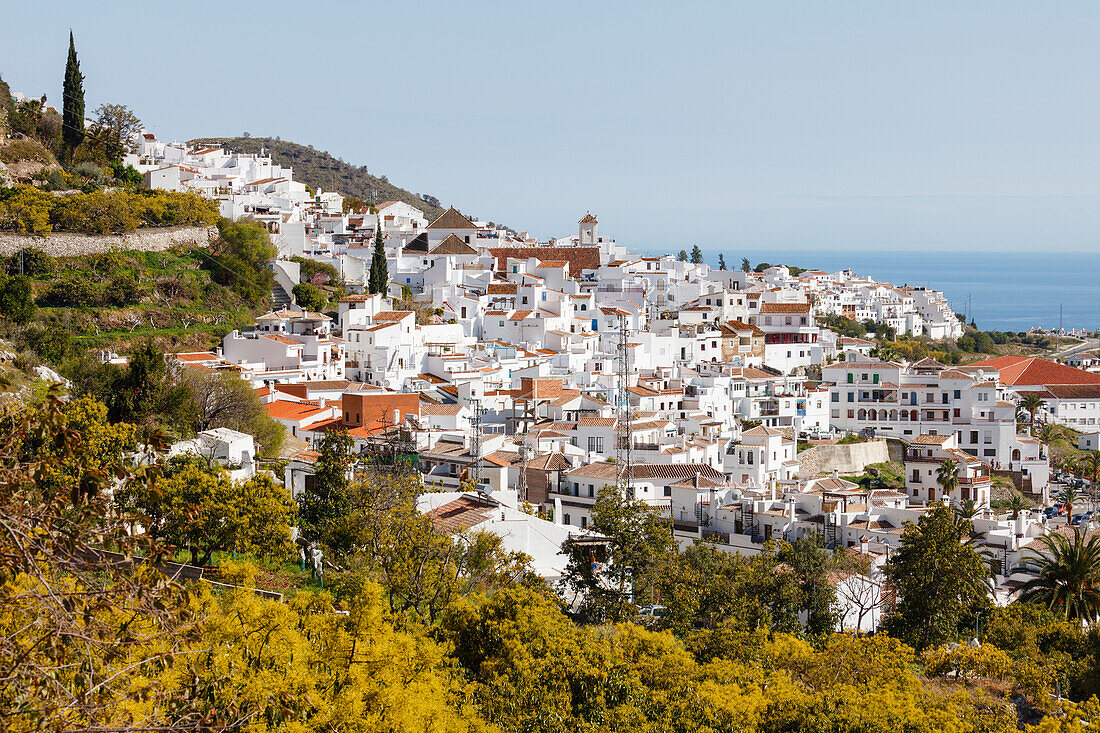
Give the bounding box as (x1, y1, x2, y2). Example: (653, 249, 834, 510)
(741, 257, 751, 272)
(718, 254, 727, 270)
(677, 250, 688, 262)
(368, 226, 388, 294)
(690, 245, 703, 264)
(62, 30, 85, 162)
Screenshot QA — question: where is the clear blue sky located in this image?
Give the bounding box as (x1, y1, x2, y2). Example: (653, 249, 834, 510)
(3, 1, 1100, 252)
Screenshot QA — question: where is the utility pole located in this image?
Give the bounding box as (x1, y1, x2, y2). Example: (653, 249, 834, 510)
(615, 312, 633, 498)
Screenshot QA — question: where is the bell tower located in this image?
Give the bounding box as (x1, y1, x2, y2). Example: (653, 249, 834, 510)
(579, 212, 598, 245)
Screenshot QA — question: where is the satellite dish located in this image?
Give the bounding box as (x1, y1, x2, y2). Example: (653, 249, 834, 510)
(976, 369, 985, 380)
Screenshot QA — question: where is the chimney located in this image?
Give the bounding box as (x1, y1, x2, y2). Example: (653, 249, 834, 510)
(832, 468, 840, 480)
(553, 497, 563, 526)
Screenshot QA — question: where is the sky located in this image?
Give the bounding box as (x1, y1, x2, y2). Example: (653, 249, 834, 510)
(3, 1, 1100, 253)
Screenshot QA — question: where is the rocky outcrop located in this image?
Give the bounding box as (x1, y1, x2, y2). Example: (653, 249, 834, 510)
(0, 226, 216, 257)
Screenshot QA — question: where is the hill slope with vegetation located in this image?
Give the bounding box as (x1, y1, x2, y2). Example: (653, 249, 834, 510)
(189, 136, 446, 219)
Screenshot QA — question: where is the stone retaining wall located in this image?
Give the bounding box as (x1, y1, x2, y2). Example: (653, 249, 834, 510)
(0, 226, 216, 257)
(798, 440, 891, 479)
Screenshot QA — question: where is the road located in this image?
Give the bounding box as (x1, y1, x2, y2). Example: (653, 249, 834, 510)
(1053, 337, 1098, 360)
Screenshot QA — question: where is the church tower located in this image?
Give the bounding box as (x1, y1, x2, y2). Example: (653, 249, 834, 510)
(579, 212, 598, 245)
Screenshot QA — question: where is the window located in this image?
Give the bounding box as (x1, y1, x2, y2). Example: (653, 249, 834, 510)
(954, 389, 961, 399)
(970, 431, 978, 444)
(847, 374, 854, 383)
(873, 374, 879, 384)
(588, 484, 594, 497)
(848, 392, 855, 402)
(498, 321, 504, 327)
(747, 452, 754, 464)
(580, 516, 587, 528)
(664, 486, 672, 497)
(848, 409, 854, 418)
(831, 393, 839, 403)
(564, 514, 571, 525)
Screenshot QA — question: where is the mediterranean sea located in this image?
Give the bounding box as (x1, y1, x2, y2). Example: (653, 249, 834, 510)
(687, 249, 1100, 333)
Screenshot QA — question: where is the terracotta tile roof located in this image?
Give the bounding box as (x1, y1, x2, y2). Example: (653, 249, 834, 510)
(567, 462, 724, 481)
(526, 453, 573, 471)
(577, 417, 616, 427)
(759, 302, 811, 314)
(264, 400, 332, 422)
(741, 425, 786, 437)
(968, 355, 1100, 387)
(489, 246, 600, 277)
(1043, 384, 1100, 399)
(910, 434, 952, 445)
(427, 206, 477, 230)
(420, 403, 465, 416)
(261, 333, 303, 346)
(430, 234, 478, 255)
(373, 310, 415, 322)
(425, 495, 494, 534)
(508, 310, 532, 321)
(487, 283, 518, 295)
(667, 474, 726, 489)
(579, 213, 598, 224)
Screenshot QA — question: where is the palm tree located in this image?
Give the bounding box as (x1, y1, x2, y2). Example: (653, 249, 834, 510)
(1063, 483, 1079, 524)
(936, 459, 960, 505)
(1039, 423, 1060, 445)
(1016, 527, 1100, 624)
(1020, 392, 1047, 436)
(1006, 494, 1029, 520)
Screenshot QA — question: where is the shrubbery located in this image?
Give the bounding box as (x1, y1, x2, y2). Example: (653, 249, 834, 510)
(0, 185, 219, 236)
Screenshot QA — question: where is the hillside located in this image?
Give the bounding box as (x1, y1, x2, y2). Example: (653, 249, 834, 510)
(188, 136, 446, 219)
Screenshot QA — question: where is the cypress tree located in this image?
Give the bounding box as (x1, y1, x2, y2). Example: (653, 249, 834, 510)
(368, 226, 388, 294)
(690, 245, 703, 264)
(62, 31, 85, 162)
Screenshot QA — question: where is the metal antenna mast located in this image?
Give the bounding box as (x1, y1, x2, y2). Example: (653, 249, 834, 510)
(615, 312, 633, 498)
(470, 398, 484, 488)
(518, 438, 530, 504)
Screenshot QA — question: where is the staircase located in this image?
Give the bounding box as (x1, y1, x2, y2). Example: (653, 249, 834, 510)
(271, 281, 294, 310)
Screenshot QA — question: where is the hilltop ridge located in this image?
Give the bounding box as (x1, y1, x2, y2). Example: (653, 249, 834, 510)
(188, 136, 446, 219)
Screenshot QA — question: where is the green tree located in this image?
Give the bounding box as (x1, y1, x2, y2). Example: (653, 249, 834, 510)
(292, 282, 326, 312)
(1016, 527, 1100, 625)
(1020, 391, 1046, 435)
(741, 256, 751, 272)
(107, 338, 188, 425)
(690, 244, 703, 264)
(86, 103, 142, 164)
(1005, 493, 1029, 520)
(181, 368, 284, 456)
(778, 533, 838, 635)
(202, 218, 275, 308)
(0, 274, 36, 324)
(717, 253, 727, 270)
(61, 31, 85, 161)
(935, 458, 959, 504)
(883, 505, 992, 650)
(298, 430, 355, 551)
(561, 484, 675, 623)
(368, 226, 388, 294)
(677, 249, 688, 262)
(120, 461, 295, 566)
